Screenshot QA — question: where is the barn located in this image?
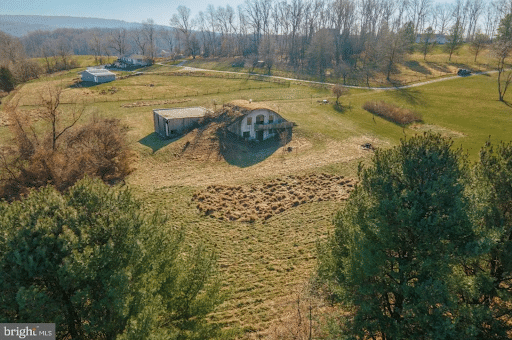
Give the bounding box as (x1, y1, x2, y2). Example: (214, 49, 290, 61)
(226, 102, 294, 142)
(81, 68, 116, 83)
(153, 107, 209, 139)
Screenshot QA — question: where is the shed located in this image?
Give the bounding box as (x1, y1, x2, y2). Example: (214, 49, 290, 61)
(153, 107, 208, 139)
(81, 68, 116, 83)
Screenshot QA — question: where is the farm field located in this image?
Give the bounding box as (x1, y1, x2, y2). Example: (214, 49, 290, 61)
(1, 62, 511, 339)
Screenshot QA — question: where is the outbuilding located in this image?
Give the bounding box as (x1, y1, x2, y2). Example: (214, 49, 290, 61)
(153, 107, 209, 139)
(119, 54, 153, 67)
(81, 68, 116, 83)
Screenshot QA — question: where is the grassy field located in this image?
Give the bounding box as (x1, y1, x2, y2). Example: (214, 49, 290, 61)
(1, 58, 511, 338)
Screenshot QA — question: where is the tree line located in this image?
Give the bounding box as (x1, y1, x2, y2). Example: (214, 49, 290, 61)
(1, 0, 511, 92)
(168, 0, 510, 80)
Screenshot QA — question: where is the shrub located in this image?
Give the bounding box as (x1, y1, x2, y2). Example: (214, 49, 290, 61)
(362, 100, 422, 125)
(0, 66, 16, 92)
(0, 99, 136, 200)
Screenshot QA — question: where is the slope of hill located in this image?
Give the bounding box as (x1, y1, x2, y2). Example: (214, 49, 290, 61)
(0, 15, 167, 37)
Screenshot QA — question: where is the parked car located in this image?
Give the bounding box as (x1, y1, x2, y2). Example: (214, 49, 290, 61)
(457, 68, 471, 76)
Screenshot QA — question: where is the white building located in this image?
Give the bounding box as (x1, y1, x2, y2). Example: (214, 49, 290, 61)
(153, 107, 208, 139)
(119, 54, 153, 67)
(226, 106, 293, 142)
(415, 34, 447, 45)
(81, 68, 116, 83)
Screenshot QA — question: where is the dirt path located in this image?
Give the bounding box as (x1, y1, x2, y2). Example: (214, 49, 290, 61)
(156, 61, 499, 91)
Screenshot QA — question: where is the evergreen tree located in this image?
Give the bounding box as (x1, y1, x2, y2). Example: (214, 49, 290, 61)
(470, 140, 512, 333)
(0, 66, 15, 92)
(319, 133, 494, 339)
(0, 178, 222, 340)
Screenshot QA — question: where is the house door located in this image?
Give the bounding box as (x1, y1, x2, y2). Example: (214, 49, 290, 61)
(257, 130, 264, 141)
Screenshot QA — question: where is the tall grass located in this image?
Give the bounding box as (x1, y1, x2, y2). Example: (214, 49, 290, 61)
(363, 101, 422, 125)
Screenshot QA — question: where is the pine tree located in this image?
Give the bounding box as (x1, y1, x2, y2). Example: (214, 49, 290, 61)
(319, 133, 495, 339)
(0, 178, 223, 340)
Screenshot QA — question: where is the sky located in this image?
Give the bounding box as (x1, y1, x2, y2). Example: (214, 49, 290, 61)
(1, 0, 247, 26)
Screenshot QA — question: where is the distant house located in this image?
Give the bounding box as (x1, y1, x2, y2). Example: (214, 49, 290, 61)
(81, 68, 116, 83)
(119, 54, 153, 67)
(226, 102, 294, 142)
(415, 33, 446, 45)
(153, 107, 209, 139)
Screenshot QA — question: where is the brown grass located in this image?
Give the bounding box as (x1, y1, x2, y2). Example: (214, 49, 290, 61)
(192, 173, 356, 222)
(363, 100, 422, 125)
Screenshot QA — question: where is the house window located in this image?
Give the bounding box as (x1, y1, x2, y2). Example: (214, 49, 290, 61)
(243, 131, 250, 138)
(246, 117, 252, 125)
(269, 115, 274, 123)
(256, 115, 264, 124)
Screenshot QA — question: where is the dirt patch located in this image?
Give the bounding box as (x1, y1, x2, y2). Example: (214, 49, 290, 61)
(409, 124, 465, 138)
(121, 98, 191, 108)
(192, 173, 356, 222)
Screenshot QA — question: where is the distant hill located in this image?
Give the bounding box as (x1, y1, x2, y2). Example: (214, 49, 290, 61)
(0, 15, 169, 37)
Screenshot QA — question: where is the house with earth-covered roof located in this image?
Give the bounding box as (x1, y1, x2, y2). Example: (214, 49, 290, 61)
(225, 101, 294, 142)
(152, 101, 294, 142)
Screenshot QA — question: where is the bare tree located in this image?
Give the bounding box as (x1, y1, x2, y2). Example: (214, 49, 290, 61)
(89, 32, 103, 64)
(434, 3, 452, 35)
(445, 18, 464, 61)
(159, 28, 175, 57)
(494, 13, 512, 102)
(470, 31, 489, 62)
(132, 28, 147, 56)
(484, 1, 501, 40)
(142, 19, 157, 60)
(170, 5, 193, 56)
(378, 23, 412, 81)
(258, 35, 276, 74)
(109, 28, 129, 57)
(37, 82, 84, 151)
(332, 83, 349, 105)
(55, 37, 72, 70)
(465, 0, 484, 41)
(420, 26, 436, 60)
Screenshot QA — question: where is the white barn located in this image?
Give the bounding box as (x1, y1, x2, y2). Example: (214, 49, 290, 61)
(81, 68, 116, 83)
(153, 107, 208, 139)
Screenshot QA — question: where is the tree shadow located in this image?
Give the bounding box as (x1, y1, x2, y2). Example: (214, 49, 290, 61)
(501, 99, 512, 108)
(217, 130, 292, 168)
(138, 132, 178, 153)
(426, 62, 450, 73)
(404, 61, 431, 75)
(391, 87, 427, 106)
(333, 103, 352, 113)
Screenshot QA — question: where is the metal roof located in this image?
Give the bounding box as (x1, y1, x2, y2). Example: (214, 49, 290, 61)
(154, 107, 208, 120)
(83, 68, 115, 76)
